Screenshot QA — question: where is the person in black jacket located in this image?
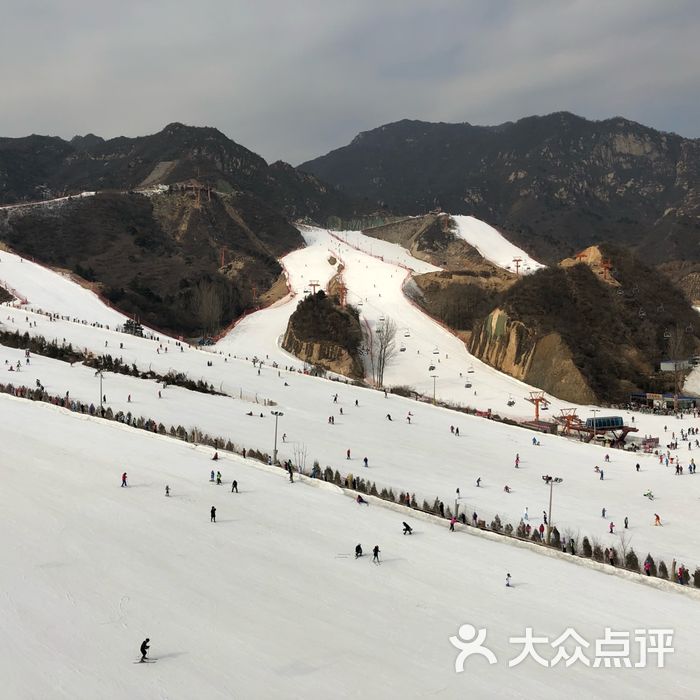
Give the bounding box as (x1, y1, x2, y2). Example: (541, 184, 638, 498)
(210, 506, 216, 522)
(402, 522, 413, 535)
(355, 544, 363, 558)
(140, 638, 150, 662)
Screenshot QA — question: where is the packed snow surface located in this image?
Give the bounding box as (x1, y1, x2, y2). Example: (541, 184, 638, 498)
(0, 248, 128, 326)
(451, 215, 545, 273)
(1, 397, 698, 699)
(2, 214, 700, 697)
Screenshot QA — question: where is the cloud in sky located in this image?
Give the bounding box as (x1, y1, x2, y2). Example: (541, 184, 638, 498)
(1, 0, 698, 164)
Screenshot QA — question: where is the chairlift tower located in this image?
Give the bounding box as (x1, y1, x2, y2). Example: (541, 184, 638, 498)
(527, 390, 550, 421)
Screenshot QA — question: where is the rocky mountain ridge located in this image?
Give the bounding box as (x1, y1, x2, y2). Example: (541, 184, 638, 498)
(299, 112, 700, 268)
(0, 122, 373, 222)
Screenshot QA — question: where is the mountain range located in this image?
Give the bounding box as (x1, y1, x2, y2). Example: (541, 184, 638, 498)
(1, 113, 698, 369)
(300, 112, 700, 270)
(0, 122, 372, 221)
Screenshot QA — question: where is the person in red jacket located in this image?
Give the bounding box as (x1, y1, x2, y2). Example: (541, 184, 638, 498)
(121, 472, 128, 487)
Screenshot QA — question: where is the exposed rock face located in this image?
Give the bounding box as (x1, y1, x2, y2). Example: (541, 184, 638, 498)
(414, 244, 700, 404)
(469, 308, 597, 404)
(282, 323, 364, 379)
(281, 291, 364, 379)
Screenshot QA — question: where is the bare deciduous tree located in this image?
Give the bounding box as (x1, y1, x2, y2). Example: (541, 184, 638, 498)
(292, 442, 308, 475)
(617, 530, 632, 563)
(374, 316, 397, 388)
(193, 280, 223, 336)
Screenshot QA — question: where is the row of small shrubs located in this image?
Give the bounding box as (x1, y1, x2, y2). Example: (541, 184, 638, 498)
(5, 375, 697, 591)
(0, 329, 223, 396)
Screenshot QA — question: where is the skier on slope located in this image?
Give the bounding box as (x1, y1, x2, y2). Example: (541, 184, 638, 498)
(140, 638, 150, 662)
(356, 494, 368, 505)
(505, 573, 512, 588)
(121, 472, 128, 487)
(372, 545, 381, 564)
(231, 480, 238, 493)
(355, 544, 363, 558)
(210, 506, 216, 523)
(402, 521, 413, 535)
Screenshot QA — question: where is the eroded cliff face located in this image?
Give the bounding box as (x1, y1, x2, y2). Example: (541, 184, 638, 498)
(469, 308, 597, 404)
(282, 323, 364, 379)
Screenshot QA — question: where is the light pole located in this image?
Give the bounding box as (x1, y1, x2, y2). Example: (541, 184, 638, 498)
(95, 369, 104, 413)
(542, 475, 563, 545)
(271, 410, 284, 464)
(431, 374, 438, 405)
(591, 408, 599, 442)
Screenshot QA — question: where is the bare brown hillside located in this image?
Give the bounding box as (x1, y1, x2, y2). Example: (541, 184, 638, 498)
(0, 189, 302, 336)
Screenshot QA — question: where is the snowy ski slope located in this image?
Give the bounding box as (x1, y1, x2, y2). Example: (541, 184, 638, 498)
(1, 397, 698, 699)
(1, 224, 699, 568)
(1, 216, 700, 697)
(216, 225, 561, 409)
(451, 215, 545, 274)
(1, 333, 698, 565)
(0, 248, 130, 326)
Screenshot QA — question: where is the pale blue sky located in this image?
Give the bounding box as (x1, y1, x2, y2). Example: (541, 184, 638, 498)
(1, 0, 698, 163)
